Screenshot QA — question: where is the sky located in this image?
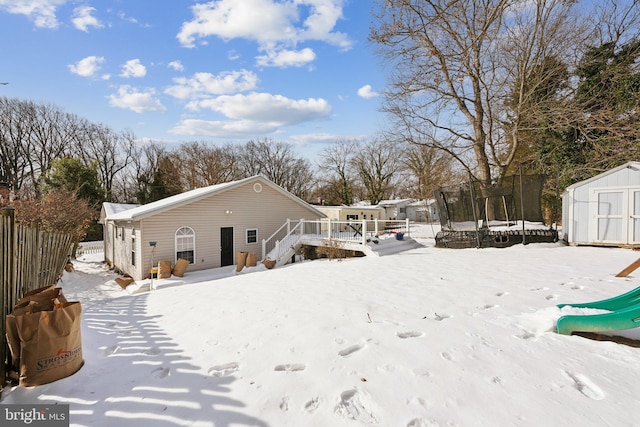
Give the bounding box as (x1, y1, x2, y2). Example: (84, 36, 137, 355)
(4, 224, 640, 426)
(0, 0, 387, 160)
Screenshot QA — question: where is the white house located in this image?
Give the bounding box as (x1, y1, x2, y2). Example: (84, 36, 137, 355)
(562, 161, 640, 247)
(378, 199, 415, 220)
(406, 199, 439, 222)
(315, 205, 386, 221)
(100, 175, 326, 280)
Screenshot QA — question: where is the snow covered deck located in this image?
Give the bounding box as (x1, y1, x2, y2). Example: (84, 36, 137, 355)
(262, 219, 422, 267)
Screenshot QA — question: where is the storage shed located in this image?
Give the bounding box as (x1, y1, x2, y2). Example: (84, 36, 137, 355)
(562, 162, 640, 247)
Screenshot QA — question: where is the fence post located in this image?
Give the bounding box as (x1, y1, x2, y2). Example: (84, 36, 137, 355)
(406, 218, 410, 237)
(327, 219, 332, 240)
(1, 207, 16, 391)
(374, 218, 379, 237)
(361, 219, 367, 247)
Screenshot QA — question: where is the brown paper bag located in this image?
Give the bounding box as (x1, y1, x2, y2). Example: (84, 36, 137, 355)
(18, 285, 67, 306)
(10, 301, 83, 386)
(115, 276, 135, 289)
(158, 260, 172, 279)
(245, 252, 257, 267)
(173, 258, 190, 277)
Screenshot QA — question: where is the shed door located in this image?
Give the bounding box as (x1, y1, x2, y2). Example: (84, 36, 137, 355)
(220, 227, 234, 266)
(595, 190, 625, 243)
(629, 190, 640, 244)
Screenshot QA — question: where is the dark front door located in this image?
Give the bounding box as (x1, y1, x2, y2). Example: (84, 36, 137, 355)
(221, 227, 234, 266)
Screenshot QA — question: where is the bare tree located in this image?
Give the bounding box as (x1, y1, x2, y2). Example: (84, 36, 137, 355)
(177, 141, 241, 188)
(371, 0, 582, 189)
(317, 139, 360, 205)
(0, 97, 30, 191)
(351, 138, 402, 205)
(238, 139, 315, 200)
(73, 122, 135, 202)
(403, 143, 458, 200)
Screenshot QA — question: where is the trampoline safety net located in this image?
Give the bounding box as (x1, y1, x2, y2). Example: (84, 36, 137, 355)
(434, 174, 546, 231)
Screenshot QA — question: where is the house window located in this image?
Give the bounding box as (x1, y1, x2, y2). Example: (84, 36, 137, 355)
(131, 234, 136, 266)
(175, 226, 195, 264)
(246, 228, 258, 244)
(346, 214, 359, 220)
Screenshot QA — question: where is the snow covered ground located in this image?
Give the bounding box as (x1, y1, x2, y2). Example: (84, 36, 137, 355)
(3, 224, 640, 426)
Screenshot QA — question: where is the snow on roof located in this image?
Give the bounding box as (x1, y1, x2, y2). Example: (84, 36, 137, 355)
(317, 205, 384, 211)
(105, 175, 326, 222)
(105, 178, 248, 221)
(102, 202, 140, 217)
(378, 198, 415, 206)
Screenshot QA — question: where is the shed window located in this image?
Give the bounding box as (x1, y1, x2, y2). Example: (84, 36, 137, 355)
(346, 214, 359, 220)
(246, 228, 258, 244)
(175, 226, 195, 264)
(121, 226, 125, 241)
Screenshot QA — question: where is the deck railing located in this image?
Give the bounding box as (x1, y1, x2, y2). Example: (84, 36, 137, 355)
(262, 218, 411, 263)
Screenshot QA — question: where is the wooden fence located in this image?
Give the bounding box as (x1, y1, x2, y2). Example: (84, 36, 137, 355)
(1, 207, 75, 391)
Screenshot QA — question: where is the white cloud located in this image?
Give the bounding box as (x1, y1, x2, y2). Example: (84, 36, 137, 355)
(107, 85, 166, 113)
(189, 92, 331, 123)
(72, 5, 103, 32)
(165, 70, 258, 100)
(0, 0, 67, 28)
(168, 60, 184, 72)
(68, 55, 105, 77)
(120, 59, 147, 78)
(170, 92, 332, 138)
(357, 84, 379, 99)
(256, 47, 316, 68)
(176, 0, 352, 67)
(170, 118, 282, 138)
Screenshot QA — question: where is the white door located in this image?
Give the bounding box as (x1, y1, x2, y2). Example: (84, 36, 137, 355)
(593, 187, 640, 245)
(595, 190, 625, 243)
(629, 189, 640, 244)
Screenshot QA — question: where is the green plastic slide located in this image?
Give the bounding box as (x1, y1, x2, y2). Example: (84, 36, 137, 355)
(556, 285, 640, 335)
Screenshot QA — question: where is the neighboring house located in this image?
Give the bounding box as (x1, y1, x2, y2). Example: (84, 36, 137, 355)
(100, 175, 326, 280)
(315, 205, 386, 221)
(406, 199, 439, 223)
(378, 199, 415, 220)
(562, 162, 640, 247)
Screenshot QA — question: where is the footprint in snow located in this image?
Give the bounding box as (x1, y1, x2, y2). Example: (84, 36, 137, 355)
(338, 344, 364, 358)
(152, 367, 170, 379)
(397, 331, 424, 339)
(305, 397, 321, 413)
(208, 362, 240, 377)
(334, 389, 377, 423)
(564, 371, 605, 400)
(143, 347, 162, 356)
(279, 397, 290, 412)
(274, 364, 306, 372)
(407, 419, 436, 427)
(102, 345, 119, 356)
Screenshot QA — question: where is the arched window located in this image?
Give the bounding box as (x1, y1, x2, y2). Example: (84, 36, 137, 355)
(175, 226, 195, 264)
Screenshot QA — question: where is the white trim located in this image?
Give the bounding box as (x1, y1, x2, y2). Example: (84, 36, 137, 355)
(175, 226, 196, 264)
(246, 228, 258, 244)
